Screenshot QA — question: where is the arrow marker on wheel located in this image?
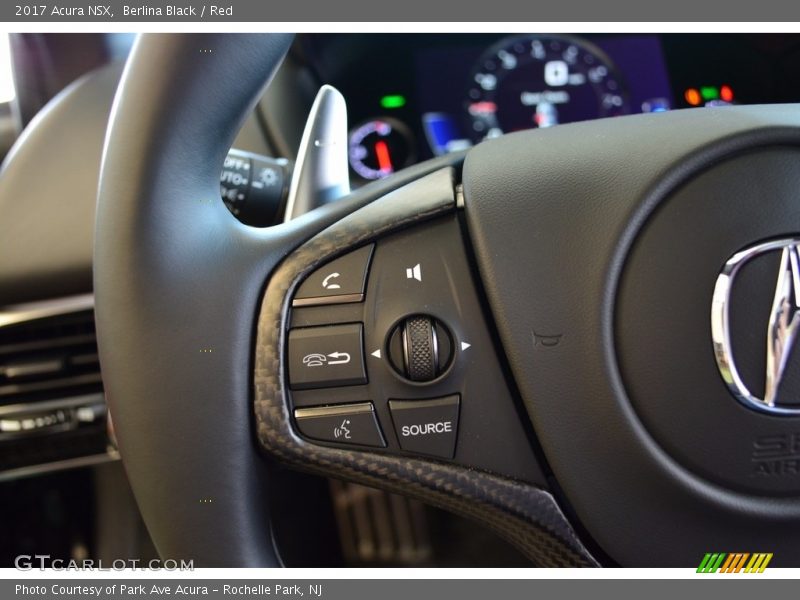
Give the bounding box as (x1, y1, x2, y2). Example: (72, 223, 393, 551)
(461, 342, 471, 351)
(371, 349, 381, 358)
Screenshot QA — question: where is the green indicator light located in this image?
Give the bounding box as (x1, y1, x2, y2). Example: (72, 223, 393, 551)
(700, 86, 719, 101)
(380, 94, 406, 109)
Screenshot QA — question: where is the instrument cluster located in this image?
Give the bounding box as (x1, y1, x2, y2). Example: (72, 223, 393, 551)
(300, 34, 800, 182)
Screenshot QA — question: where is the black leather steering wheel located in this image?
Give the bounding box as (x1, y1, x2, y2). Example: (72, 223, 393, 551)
(95, 33, 800, 567)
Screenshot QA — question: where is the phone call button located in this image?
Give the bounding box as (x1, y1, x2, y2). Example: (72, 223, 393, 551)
(293, 244, 374, 306)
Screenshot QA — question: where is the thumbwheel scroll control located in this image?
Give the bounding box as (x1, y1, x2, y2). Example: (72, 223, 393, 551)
(388, 315, 453, 382)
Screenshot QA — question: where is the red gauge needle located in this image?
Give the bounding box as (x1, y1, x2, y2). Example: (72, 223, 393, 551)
(375, 140, 393, 172)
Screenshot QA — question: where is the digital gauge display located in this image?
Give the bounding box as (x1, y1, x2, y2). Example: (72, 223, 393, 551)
(348, 118, 415, 181)
(465, 34, 630, 139)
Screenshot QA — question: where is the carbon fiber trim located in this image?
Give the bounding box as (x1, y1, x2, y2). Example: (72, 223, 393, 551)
(253, 168, 598, 567)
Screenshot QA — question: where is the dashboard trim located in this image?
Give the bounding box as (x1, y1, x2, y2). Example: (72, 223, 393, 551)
(0, 293, 94, 329)
(0, 450, 120, 483)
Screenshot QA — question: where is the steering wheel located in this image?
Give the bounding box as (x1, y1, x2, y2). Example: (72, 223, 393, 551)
(95, 33, 800, 567)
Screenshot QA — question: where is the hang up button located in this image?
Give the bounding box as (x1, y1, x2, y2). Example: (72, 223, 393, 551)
(288, 323, 367, 390)
(389, 395, 460, 459)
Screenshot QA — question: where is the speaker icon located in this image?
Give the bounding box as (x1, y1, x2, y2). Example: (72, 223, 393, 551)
(405, 263, 422, 282)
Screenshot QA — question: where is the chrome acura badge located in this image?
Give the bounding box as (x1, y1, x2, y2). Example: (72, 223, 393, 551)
(712, 238, 800, 415)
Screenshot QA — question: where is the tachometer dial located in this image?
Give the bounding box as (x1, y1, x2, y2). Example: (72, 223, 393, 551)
(348, 118, 415, 181)
(466, 34, 629, 139)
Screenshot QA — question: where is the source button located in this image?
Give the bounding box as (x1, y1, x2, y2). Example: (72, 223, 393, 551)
(388, 395, 460, 459)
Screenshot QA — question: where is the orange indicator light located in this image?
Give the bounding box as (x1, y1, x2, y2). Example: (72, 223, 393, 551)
(685, 88, 701, 106)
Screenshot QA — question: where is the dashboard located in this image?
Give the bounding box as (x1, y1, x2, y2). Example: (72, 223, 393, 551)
(298, 33, 800, 182)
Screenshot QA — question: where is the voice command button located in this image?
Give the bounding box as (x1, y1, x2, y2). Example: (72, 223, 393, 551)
(294, 402, 386, 448)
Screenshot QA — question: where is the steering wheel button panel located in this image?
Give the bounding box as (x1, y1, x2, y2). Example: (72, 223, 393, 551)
(286, 206, 545, 485)
(293, 244, 374, 306)
(389, 396, 460, 459)
(287, 323, 367, 390)
(294, 403, 386, 448)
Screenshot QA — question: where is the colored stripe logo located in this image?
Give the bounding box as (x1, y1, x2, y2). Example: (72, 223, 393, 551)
(697, 553, 773, 573)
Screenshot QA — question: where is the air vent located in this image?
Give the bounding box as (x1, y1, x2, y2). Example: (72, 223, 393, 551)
(0, 309, 102, 405)
(0, 296, 116, 479)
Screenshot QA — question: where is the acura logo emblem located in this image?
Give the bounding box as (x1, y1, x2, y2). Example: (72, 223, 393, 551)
(712, 238, 800, 415)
